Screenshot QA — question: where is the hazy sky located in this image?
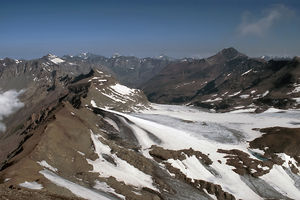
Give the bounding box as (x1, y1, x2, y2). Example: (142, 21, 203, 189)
(0, 0, 300, 59)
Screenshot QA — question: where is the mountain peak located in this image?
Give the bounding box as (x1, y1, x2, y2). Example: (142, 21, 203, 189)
(43, 54, 65, 64)
(219, 47, 242, 59)
(45, 53, 57, 58)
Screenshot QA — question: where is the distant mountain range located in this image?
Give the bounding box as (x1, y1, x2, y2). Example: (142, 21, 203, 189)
(1, 48, 299, 113)
(260, 55, 292, 61)
(142, 47, 300, 112)
(62, 53, 173, 88)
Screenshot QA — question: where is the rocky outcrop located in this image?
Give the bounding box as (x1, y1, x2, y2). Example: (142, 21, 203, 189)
(165, 162, 236, 200)
(149, 145, 235, 200)
(217, 149, 273, 177)
(149, 146, 212, 165)
(249, 127, 300, 172)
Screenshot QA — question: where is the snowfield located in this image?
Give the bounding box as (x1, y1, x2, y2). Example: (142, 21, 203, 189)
(110, 83, 136, 95)
(87, 130, 158, 191)
(91, 101, 300, 200)
(37, 160, 58, 172)
(47, 54, 65, 64)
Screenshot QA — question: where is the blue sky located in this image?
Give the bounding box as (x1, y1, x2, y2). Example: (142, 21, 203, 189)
(0, 0, 300, 59)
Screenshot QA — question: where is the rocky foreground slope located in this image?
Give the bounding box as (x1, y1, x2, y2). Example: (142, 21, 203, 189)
(142, 48, 300, 112)
(0, 87, 300, 199)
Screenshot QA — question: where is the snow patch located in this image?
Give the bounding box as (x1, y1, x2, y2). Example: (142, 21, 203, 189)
(110, 83, 136, 95)
(88, 77, 107, 82)
(262, 90, 269, 97)
(241, 69, 252, 76)
(175, 81, 196, 89)
(288, 83, 300, 94)
(228, 90, 242, 97)
(100, 92, 127, 104)
(293, 97, 300, 104)
(19, 181, 43, 190)
(77, 151, 85, 156)
(4, 178, 10, 182)
(277, 153, 300, 173)
(103, 117, 120, 132)
(87, 130, 157, 191)
(229, 108, 256, 113)
(221, 91, 228, 96)
(263, 108, 285, 113)
(202, 97, 222, 103)
(40, 169, 112, 200)
(48, 55, 65, 64)
(167, 155, 213, 181)
(240, 94, 250, 99)
(94, 180, 125, 199)
(261, 165, 300, 199)
(37, 160, 58, 172)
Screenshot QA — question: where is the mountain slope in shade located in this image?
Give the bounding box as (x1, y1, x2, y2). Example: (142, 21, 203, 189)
(0, 52, 172, 89)
(62, 53, 172, 88)
(142, 48, 300, 112)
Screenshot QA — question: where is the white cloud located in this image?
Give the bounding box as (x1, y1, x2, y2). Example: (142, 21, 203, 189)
(238, 4, 294, 36)
(0, 90, 24, 132)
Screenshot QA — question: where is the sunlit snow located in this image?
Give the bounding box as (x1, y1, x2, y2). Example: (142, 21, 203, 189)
(19, 181, 43, 190)
(90, 101, 300, 199)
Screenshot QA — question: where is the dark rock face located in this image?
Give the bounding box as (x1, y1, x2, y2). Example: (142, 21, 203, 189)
(219, 47, 242, 60)
(141, 48, 259, 103)
(217, 149, 273, 178)
(149, 146, 212, 165)
(142, 48, 300, 112)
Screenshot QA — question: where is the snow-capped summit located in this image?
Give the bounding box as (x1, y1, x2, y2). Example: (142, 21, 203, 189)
(45, 54, 65, 64)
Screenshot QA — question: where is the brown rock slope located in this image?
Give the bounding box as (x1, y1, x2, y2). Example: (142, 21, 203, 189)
(0, 69, 220, 200)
